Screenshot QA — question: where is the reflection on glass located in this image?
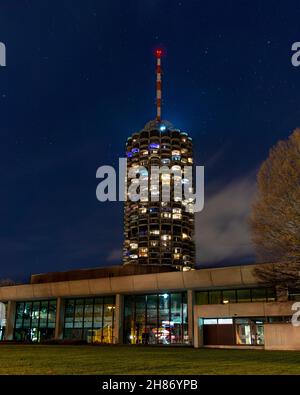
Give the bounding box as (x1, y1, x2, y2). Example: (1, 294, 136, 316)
(146, 294, 158, 345)
(170, 293, 182, 344)
(23, 302, 32, 328)
(236, 289, 251, 303)
(251, 288, 267, 302)
(158, 294, 170, 344)
(14, 300, 56, 342)
(123, 292, 188, 345)
(235, 318, 265, 345)
(63, 296, 115, 344)
(209, 291, 222, 304)
(74, 299, 84, 328)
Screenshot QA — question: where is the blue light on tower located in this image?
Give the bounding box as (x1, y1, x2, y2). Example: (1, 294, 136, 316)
(160, 125, 166, 132)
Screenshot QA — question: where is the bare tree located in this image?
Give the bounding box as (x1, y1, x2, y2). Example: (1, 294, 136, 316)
(249, 129, 300, 297)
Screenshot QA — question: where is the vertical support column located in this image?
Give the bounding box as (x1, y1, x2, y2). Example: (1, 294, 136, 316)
(54, 297, 65, 340)
(187, 290, 194, 345)
(114, 294, 124, 344)
(4, 301, 16, 341)
(193, 315, 199, 348)
(193, 314, 203, 348)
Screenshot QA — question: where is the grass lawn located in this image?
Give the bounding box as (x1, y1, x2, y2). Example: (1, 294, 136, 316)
(0, 345, 300, 375)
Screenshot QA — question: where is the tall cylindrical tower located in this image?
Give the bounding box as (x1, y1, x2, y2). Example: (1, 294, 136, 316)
(123, 50, 195, 270)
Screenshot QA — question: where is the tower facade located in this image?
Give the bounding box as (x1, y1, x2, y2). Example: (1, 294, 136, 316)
(123, 50, 195, 270)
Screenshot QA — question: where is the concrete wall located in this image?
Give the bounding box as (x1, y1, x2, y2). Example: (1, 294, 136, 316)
(193, 302, 299, 349)
(54, 297, 65, 340)
(195, 301, 295, 319)
(0, 264, 261, 302)
(4, 301, 16, 340)
(264, 324, 300, 350)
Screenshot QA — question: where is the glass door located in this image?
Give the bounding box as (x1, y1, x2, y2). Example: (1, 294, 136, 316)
(235, 318, 265, 345)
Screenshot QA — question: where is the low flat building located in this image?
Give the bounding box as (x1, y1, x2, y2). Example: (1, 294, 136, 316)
(0, 263, 299, 350)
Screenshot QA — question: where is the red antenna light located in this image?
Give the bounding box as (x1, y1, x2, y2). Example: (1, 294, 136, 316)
(155, 49, 163, 122)
(155, 48, 163, 58)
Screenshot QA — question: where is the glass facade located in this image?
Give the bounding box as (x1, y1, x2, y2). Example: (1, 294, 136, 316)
(195, 287, 276, 305)
(288, 289, 300, 301)
(14, 300, 56, 342)
(63, 296, 115, 343)
(124, 292, 188, 345)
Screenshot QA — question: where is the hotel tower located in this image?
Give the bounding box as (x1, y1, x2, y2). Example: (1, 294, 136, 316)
(123, 50, 195, 270)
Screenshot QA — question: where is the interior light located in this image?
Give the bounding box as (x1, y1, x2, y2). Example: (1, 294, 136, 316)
(160, 125, 166, 132)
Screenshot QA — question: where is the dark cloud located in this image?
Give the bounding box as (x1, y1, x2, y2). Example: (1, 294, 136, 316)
(196, 175, 256, 266)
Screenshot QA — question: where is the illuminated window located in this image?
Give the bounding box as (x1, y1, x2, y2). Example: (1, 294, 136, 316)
(150, 240, 159, 247)
(203, 319, 218, 325)
(161, 234, 171, 241)
(123, 293, 188, 345)
(63, 297, 115, 344)
(173, 213, 182, 220)
(182, 233, 189, 240)
(161, 174, 170, 183)
(162, 241, 171, 248)
(173, 208, 181, 214)
(187, 157, 193, 164)
(14, 300, 56, 343)
(186, 204, 194, 214)
(161, 212, 171, 218)
(129, 254, 138, 259)
(149, 143, 160, 149)
(141, 150, 148, 156)
(139, 247, 148, 257)
(174, 175, 182, 183)
(173, 253, 181, 260)
(161, 158, 170, 165)
(150, 230, 160, 235)
(174, 247, 181, 253)
(130, 243, 138, 249)
(139, 207, 147, 214)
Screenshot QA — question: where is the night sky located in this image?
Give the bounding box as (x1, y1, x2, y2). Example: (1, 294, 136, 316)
(0, 1, 300, 282)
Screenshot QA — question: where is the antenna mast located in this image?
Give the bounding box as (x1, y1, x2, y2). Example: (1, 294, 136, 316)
(155, 49, 162, 122)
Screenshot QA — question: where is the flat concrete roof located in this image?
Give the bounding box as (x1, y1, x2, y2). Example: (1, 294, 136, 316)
(0, 264, 263, 302)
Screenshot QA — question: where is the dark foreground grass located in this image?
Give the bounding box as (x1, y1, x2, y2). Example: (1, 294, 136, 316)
(0, 345, 300, 375)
